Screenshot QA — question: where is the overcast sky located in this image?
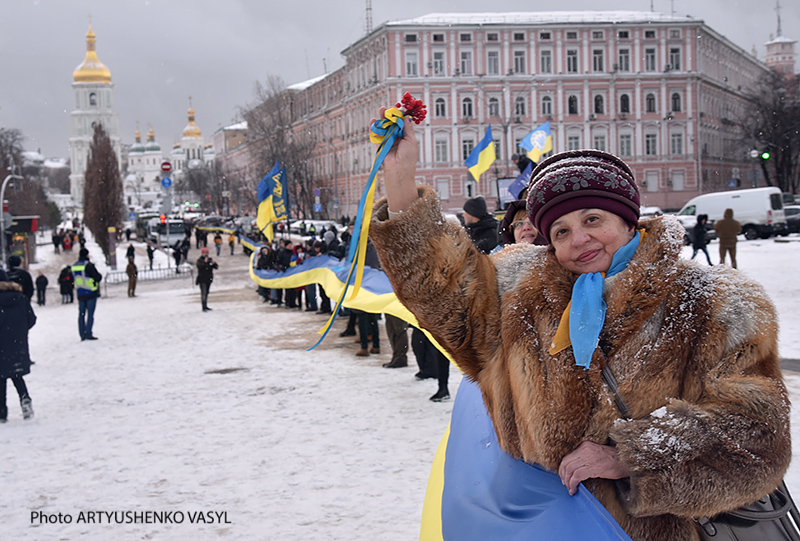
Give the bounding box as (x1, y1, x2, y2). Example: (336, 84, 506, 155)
(1, 0, 797, 160)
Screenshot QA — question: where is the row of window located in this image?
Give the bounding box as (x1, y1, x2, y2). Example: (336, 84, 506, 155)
(407, 46, 682, 77)
(433, 91, 683, 119)
(405, 28, 682, 44)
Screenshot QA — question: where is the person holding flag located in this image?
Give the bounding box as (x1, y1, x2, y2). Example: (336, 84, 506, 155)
(256, 162, 289, 244)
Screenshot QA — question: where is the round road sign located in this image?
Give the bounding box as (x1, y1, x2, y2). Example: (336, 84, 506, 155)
(161, 161, 172, 173)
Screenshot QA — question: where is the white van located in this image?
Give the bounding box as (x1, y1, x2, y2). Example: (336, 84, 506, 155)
(676, 187, 787, 240)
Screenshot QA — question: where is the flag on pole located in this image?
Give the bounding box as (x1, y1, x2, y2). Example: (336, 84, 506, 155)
(256, 162, 288, 243)
(519, 121, 553, 163)
(465, 126, 496, 181)
(507, 161, 533, 200)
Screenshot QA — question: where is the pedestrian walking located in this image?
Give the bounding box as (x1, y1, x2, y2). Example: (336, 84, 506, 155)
(126, 257, 137, 297)
(690, 214, 713, 265)
(0, 269, 36, 422)
(228, 232, 236, 255)
(714, 208, 742, 268)
(196, 247, 218, 312)
(72, 248, 102, 341)
(35, 271, 48, 306)
(58, 266, 74, 304)
(146, 243, 155, 270)
(214, 233, 223, 256)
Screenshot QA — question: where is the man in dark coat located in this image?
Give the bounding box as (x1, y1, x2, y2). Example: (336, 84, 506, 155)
(7, 255, 34, 300)
(462, 197, 499, 255)
(146, 243, 155, 270)
(125, 243, 135, 260)
(72, 248, 102, 341)
(690, 214, 713, 265)
(35, 271, 48, 306)
(0, 269, 36, 422)
(511, 153, 532, 174)
(196, 247, 218, 312)
(255, 246, 274, 302)
(714, 208, 742, 268)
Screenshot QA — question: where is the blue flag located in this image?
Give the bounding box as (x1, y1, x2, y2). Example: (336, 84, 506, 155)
(519, 121, 553, 163)
(507, 161, 533, 200)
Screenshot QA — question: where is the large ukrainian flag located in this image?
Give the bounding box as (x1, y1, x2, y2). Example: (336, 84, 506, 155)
(465, 126, 496, 181)
(256, 162, 288, 243)
(520, 121, 553, 163)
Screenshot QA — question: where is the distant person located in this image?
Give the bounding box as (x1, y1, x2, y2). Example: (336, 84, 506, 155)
(126, 256, 138, 297)
(58, 265, 74, 304)
(511, 152, 532, 174)
(125, 227, 132, 241)
(714, 208, 742, 268)
(214, 232, 223, 256)
(690, 214, 713, 265)
(35, 271, 48, 306)
(0, 269, 37, 422)
(7, 255, 34, 301)
(228, 232, 236, 255)
(196, 247, 218, 312)
(172, 240, 182, 273)
(52, 231, 61, 254)
(146, 243, 155, 270)
(125, 243, 135, 260)
(462, 197, 499, 255)
(72, 248, 102, 341)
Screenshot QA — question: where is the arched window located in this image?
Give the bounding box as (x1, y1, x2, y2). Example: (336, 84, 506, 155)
(620, 94, 630, 113)
(568, 95, 579, 115)
(488, 97, 499, 117)
(541, 96, 553, 115)
(435, 97, 446, 118)
(462, 97, 473, 118)
(671, 92, 682, 112)
(89, 92, 97, 106)
(594, 95, 604, 115)
(645, 93, 656, 113)
(514, 96, 526, 116)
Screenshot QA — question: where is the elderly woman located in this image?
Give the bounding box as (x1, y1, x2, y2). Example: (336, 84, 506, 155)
(369, 108, 789, 541)
(498, 198, 546, 246)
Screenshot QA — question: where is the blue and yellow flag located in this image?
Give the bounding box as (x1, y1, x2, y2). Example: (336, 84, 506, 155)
(464, 126, 496, 181)
(519, 121, 553, 163)
(256, 162, 289, 243)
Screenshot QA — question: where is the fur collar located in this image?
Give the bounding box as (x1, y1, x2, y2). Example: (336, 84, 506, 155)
(0, 281, 23, 292)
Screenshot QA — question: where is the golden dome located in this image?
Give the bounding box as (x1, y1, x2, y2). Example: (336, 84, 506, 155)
(73, 24, 112, 83)
(183, 106, 202, 138)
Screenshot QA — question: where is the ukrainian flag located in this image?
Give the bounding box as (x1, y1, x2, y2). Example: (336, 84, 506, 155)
(256, 162, 289, 243)
(465, 126, 496, 181)
(520, 121, 553, 163)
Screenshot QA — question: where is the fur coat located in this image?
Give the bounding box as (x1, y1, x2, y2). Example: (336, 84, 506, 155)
(370, 186, 790, 541)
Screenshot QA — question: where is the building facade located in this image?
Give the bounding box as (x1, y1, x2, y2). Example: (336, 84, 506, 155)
(282, 11, 775, 215)
(124, 127, 165, 209)
(69, 24, 121, 208)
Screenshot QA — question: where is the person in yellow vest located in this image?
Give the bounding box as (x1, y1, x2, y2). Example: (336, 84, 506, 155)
(72, 248, 103, 341)
(228, 232, 236, 255)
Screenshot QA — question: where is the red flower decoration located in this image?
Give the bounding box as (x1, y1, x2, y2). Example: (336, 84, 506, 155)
(397, 92, 427, 125)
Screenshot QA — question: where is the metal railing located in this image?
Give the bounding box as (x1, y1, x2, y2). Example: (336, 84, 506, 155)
(103, 263, 194, 295)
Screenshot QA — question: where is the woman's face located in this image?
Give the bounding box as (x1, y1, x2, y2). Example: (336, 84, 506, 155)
(511, 210, 539, 244)
(550, 208, 635, 274)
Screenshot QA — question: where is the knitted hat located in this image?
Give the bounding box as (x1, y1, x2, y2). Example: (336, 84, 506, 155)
(79, 248, 90, 259)
(7, 255, 21, 268)
(323, 231, 335, 245)
(463, 196, 488, 219)
(526, 150, 640, 244)
(201, 247, 209, 254)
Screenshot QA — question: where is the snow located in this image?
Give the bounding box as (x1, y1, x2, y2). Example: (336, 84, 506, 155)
(1, 231, 799, 539)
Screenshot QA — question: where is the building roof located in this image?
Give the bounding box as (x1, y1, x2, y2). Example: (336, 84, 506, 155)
(288, 73, 331, 91)
(386, 11, 696, 27)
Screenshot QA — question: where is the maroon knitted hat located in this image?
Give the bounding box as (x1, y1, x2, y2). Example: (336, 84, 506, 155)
(526, 150, 640, 243)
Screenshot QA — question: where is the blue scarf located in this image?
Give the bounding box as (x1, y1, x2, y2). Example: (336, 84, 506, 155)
(568, 231, 641, 368)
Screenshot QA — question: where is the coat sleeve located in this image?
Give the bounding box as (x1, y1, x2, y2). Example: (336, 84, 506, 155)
(370, 185, 503, 380)
(27, 302, 36, 330)
(610, 271, 791, 519)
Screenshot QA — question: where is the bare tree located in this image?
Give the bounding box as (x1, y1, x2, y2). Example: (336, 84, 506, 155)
(740, 70, 800, 195)
(83, 124, 124, 258)
(0, 127, 24, 175)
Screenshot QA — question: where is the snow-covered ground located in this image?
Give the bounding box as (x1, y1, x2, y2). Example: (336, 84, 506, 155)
(1, 231, 798, 540)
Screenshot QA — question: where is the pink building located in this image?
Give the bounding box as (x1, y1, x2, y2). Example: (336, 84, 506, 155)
(258, 12, 779, 217)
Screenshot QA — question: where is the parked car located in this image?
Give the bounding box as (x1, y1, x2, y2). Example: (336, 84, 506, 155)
(784, 205, 800, 234)
(676, 187, 787, 240)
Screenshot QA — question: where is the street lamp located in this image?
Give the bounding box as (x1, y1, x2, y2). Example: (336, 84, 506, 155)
(1, 169, 24, 270)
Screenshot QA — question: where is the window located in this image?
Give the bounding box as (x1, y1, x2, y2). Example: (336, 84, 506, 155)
(488, 97, 500, 117)
(645, 93, 656, 113)
(487, 50, 499, 75)
(435, 139, 448, 163)
(645, 133, 658, 156)
(592, 31, 604, 39)
(462, 139, 475, 161)
(618, 49, 630, 72)
(620, 94, 630, 113)
(486, 32, 498, 42)
(566, 31, 577, 40)
(437, 179, 450, 199)
(513, 50, 526, 74)
(405, 51, 418, 76)
(540, 50, 552, 73)
(460, 51, 473, 75)
(405, 34, 417, 43)
(434, 97, 446, 118)
(567, 50, 578, 73)
(514, 32, 525, 41)
(671, 92, 682, 112)
(433, 51, 446, 75)
(460, 33, 472, 42)
(592, 49, 604, 72)
(618, 30, 630, 39)
(593, 135, 606, 152)
(433, 34, 444, 43)
(514, 96, 526, 116)
(568, 95, 579, 115)
(567, 135, 581, 150)
(645, 30, 656, 39)
(594, 95, 604, 115)
(540, 32, 551, 40)
(462, 97, 473, 118)
(89, 92, 97, 106)
(671, 170, 685, 191)
(645, 48, 656, 71)
(671, 133, 683, 155)
(542, 96, 553, 115)
(669, 29, 681, 39)
(669, 48, 681, 70)
(619, 134, 632, 156)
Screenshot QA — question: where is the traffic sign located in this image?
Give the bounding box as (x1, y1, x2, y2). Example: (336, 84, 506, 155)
(128, 212, 137, 221)
(161, 161, 172, 173)
(313, 188, 320, 196)
(728, 179, 737, 188)
(313, 203, 322, 212)
(161, 177, 172, 188)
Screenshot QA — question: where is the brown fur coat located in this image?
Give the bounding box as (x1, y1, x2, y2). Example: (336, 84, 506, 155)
(370, 186, 790, 541)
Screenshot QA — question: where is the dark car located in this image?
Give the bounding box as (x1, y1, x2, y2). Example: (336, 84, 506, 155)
(784, 205, 800, 234)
